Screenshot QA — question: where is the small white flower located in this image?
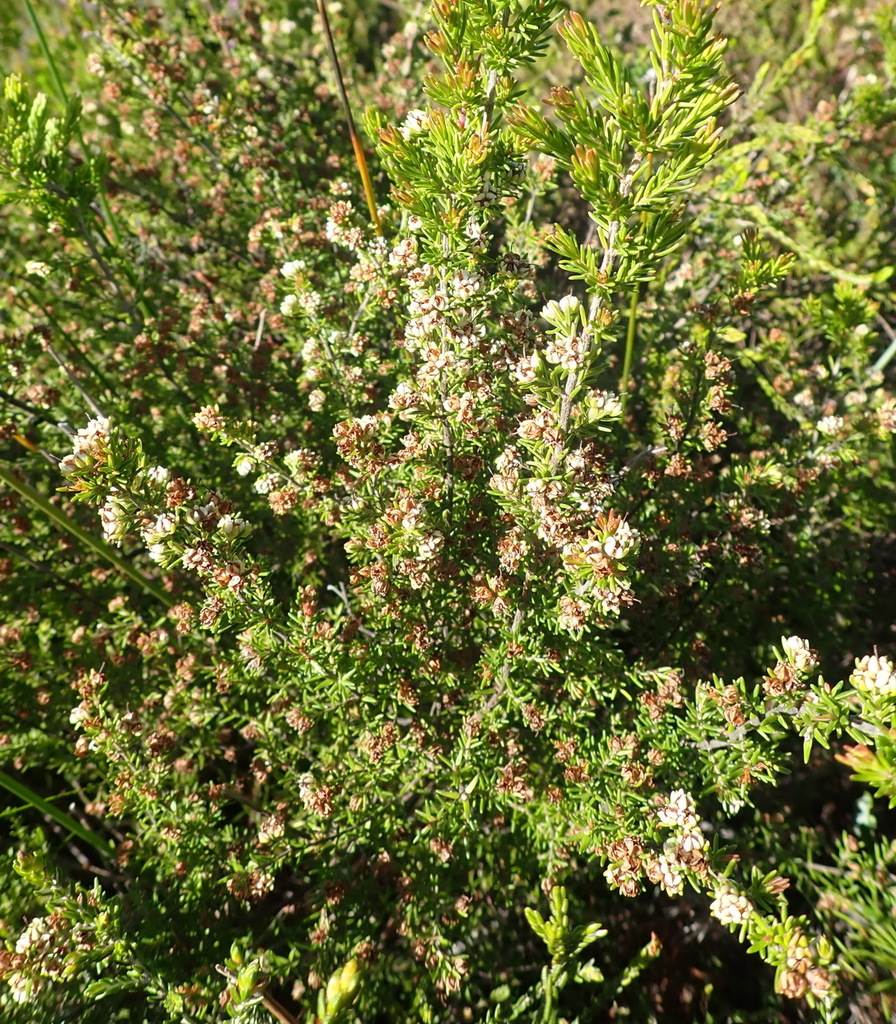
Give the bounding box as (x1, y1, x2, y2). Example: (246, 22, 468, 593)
(676, 829, 705, 854)
(257, 813, 286, 844)
(594, 589, 623, 617)
(188, 502, 217, 526)
(653, 854, 684, 896)
(70, 703, 90, 726)
(452, 269, 482, 299)
(8, 971, 41, 1003)
(280, 294, 299, 316)
(388, 238, 416, 267)
(587, 389, 623, 419)
(474, 181, 498, 206)
(85, 53, 105, 77)
(98, 502, 125, 541)
(464, 217, 488, 247)
(182, 546, 211, 571)
(217, 514, 249, 539)
(145, 465, 170, 484)
(512, 354, 541, 385)
(280, 260, 306, 278)
(16, 917, 55, 955)
(399, 108, 429, 139)
(147, 543, 167, 563)
(601, 535, 625, 559)
(234, 453, 254, 476)
(302, 290, 322, 313)
(58, 450, 92, 477)
(74, 416, 111, 448)
(25, 260, 51, 278)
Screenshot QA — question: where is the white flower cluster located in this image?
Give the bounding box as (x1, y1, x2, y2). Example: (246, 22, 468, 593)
(584, 389, 623, 422)
(512, 353, 541, 386)
(280, 259, 306, 278)
(15, 916, 55, 955)
(710, 883, 755, 926)
(58, 416, 112, 478)
(143, 511, 177, 545)
(138, 492, 250, 566)
(816, 414, 844, 436)
(850, 654, 896, 695)
(260, 17, 298, 44)
(389, 238, 416, 268)
(556, 518, 640, 623)
(656, 789, 698, 830)
(650, 789, 708, 895)
(280, 290, 322, 317)
(650, 852, 685, 896)
(561, 521, 639, 574)
(544, 332, 587, 370)
(399, 259, 488, 353)
(540, 293, 582, 331)
(781, 636, 819, 674)
(97, 491, 129, 543)
(5, 916, 62, 1003)
(418, 532, 443, 559)
(601, 519, 639, 560)
(7, 972, 40, 1003)
(257, 812, 287, 845)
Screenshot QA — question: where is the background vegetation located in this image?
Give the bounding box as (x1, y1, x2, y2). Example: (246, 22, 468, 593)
(1, 1, 895, 1021)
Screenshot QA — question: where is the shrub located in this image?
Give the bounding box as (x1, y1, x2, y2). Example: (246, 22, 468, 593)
(1, 1, 895, 1021)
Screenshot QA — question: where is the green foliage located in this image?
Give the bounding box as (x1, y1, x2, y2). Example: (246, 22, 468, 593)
(0, 72, 101, 229)
(1, 0, 896, 1021)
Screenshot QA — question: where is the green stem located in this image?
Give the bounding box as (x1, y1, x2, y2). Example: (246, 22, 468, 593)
(0, 463, 174, 608)
(0, 768, 114, 857)
(620, 192, 653, 415)
(620, 284, 639, 414)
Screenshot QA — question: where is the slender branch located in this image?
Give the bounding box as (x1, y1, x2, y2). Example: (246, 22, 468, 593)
(44, 343, 106, 418)
(252, 309, 267, 353)
(317, 0, 382, 234)
(260, 992, 302, 1024)
(872, 313, 896, 374)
